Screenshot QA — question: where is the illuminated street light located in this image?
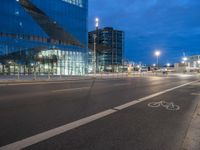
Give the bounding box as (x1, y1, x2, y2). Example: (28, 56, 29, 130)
(182, 57, 188, 64)
(182, 57, 188, 62)
(154, 50, 161, 68)
(155, 51, 160, 57)
(167, 63, 170, 67)
(93, 17, 100, 76)
(197, 60, 200, 64)
(95, 17, 99, 28)
(153, 64, 156, 67)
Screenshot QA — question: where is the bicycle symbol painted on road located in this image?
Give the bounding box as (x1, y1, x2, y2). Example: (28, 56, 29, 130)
(148, 101, 180, 111)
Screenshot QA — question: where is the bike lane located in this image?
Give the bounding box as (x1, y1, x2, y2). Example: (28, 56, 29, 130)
(23, 82, 200, 150)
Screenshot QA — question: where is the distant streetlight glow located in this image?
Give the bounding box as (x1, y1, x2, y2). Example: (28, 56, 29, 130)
(155, 51, 161, 57)
(154, 50, 161, 68)
(182, 57, 188, 61)
(167, 63, 170, 67)
(197, 60, 200, 64)
(153, 64, 156, 67)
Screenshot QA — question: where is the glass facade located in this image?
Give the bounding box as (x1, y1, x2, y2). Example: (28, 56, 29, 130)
(0, 0, 88, 75)
(88, 27, 124, 72)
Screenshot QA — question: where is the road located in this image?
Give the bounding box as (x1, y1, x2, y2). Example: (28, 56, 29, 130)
(0, 75, 200, 150)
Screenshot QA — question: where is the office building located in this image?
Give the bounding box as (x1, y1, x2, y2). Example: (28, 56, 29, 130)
(88, 27, 124, 72)
(0, 0, 88, 75)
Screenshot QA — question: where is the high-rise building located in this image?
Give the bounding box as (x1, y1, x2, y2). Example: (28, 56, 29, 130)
(88, 27, 124, 72)
(0, 0, 88, 75)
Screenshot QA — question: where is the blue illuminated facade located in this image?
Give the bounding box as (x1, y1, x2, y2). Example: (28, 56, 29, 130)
(0, 0, 88, 75)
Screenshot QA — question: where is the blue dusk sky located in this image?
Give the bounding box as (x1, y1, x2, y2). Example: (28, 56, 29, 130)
(89, 0, 200, 65)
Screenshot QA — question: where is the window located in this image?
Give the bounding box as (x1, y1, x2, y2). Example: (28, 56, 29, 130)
(62, 0, 83, 7)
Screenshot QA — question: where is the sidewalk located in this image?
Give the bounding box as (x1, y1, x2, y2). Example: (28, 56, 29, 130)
(0, 73, 129, 83)
(0, 75, 94, 83)
(182, 98, 200, 150)
(0, 72, 198, 83)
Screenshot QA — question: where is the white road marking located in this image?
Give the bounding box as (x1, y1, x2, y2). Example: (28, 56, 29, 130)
(0, 78, 127, 87)
(0, 80, 198, 150)
(148, 101, 180, 111)
(0, 81, 70, 86)
(0, 79, 94, 86)
(191, 93, 200, 96)
(52, 87, 91, 93)
(0, 109, 117, 150)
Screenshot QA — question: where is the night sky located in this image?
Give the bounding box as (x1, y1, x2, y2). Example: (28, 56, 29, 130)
(89, 0, 200, 65)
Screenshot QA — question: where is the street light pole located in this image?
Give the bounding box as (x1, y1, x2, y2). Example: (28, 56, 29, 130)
(155, 50, 161, 69)
(93, 34, 97, 76)
(93, 17, 99, 76)
(156, 55, 159, 67)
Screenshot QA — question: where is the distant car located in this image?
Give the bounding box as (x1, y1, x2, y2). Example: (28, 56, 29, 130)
(140, 67, 148, 72)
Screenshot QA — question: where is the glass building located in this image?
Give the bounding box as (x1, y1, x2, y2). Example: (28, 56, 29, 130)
(88, 27, 125, 72)
(0, 0, 88, 75)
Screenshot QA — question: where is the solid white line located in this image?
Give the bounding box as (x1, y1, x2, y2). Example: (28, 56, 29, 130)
(0, 78, 124, 86)
(191, 93, 200, 96)
(0, 79, 93, 86)
(0, 80, 198, 150)
(52, 87, 91, 93)
(0, 81, 68, 86)
(115, 81, 198, 110)
(0, 109, 117, 150)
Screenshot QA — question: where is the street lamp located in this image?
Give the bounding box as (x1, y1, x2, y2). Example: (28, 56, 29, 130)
(93, 17, 99, 76)
(167, 63, 170, 67)
(182, 57, 188, 65)
(95, 17, 99, 29)
(154, 50, 161, 68)
(182, 57, 188, 62)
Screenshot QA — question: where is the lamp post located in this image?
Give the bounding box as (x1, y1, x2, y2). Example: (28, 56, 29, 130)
(166, 63, 170, 71)
(95, 18, 99, 30)
(93, 34, 97, 76)
(155, 50, 161, 68)
(181, 57, 188, 73)
(93, 17, 99, 76)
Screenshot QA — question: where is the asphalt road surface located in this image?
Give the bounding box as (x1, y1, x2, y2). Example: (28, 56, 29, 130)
(0, 75, 200, 150)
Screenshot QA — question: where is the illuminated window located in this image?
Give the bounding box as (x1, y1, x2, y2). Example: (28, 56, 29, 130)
(62, 0, 83, 7)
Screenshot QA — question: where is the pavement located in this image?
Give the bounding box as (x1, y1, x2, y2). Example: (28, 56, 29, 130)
(182, 95, 200, 150)
(0, 75, 200, 150)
